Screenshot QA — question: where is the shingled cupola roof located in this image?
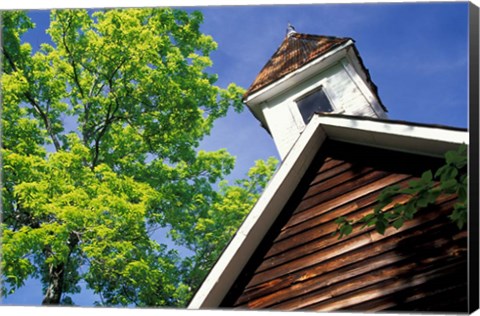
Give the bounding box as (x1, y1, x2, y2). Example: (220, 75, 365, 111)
(243, 32, 351, 100)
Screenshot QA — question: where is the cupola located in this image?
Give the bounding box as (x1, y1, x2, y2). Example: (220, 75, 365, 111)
(243, 26, 388, 159)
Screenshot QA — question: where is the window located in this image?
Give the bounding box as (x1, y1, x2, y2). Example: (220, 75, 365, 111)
(296, 87, 333, 124)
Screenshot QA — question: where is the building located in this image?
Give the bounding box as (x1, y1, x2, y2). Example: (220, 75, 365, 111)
(188, 26, 470, 312)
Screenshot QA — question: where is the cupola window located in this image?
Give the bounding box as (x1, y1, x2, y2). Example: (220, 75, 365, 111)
(296, 87, 333, 124)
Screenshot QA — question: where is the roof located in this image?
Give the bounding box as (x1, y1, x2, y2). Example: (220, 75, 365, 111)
(188, 114, 468, 309)
(243, 33, 351, 100)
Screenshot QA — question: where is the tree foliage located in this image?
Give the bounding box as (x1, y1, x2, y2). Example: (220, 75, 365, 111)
(1, 9, 277, 306)
(335, 144, 468, 238)
(177, 157, 278, 289)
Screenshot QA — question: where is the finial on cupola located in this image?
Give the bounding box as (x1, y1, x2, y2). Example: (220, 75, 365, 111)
(287, 23, 297, 37)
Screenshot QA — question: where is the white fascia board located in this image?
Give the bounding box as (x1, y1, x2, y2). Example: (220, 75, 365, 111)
(188, 115, 327, 309)
(316, 115, 468, 157)
(245, 40, 355, 107)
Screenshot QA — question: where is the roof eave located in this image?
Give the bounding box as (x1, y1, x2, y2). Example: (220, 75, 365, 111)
(315, 113, 468, 158)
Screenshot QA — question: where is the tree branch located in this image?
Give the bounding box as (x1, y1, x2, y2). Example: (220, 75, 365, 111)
(61, 15, 85, 98)
(1, 45, 18, 72)
(2, 45, 62, 151)
(23, 92, 62, 151)
(90, 97, 116, 170)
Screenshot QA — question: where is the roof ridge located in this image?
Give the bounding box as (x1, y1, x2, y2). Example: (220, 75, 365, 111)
(290, 32, 351, 40)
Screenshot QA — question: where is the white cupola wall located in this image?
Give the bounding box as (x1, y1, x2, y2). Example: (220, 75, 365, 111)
(243, 31, 388, 159)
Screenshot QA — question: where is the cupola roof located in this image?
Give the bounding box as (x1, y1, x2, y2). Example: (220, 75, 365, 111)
(243, 32, 351, 100)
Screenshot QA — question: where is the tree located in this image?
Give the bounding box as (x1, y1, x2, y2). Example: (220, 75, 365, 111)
(1, 9, 277, 306)
(335, 144, 467, 238)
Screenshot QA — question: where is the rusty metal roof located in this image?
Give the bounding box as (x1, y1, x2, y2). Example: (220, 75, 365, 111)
(243, 33, 351, 100)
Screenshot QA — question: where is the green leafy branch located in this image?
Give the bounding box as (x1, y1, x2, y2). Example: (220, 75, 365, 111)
(335, 144, 467, 238)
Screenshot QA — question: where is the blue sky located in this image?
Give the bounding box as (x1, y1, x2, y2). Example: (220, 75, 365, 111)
(1, 1, 470, 307)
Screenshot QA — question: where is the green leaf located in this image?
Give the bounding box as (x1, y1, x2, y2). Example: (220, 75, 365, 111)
(441, 166, 459, 182)
(441, 179, 458, 193)
(378, 185, 399, 202)
(449, 203, 467, 229)
(445, 150, 462, 166)
(458, 184, 467, 202)
(416, 196, 430, 208)
(408, 179, 422, 190)
(360, 213, 377, 229)
(421, 170, 433, 183)
(375, 220, 387, 235)
(384, 211, 396, 220)
(434, 165, 448, 179)
(402, 187, 420, 195)
(392, 204, 405, 217)
(334, 216, 347, 224)
(392, 218, 404, 229)
(340, 224, 353, 237)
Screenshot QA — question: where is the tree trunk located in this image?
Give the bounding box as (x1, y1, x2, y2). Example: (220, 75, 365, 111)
(41, 233, 79, 305)
(42, 263, 65, 305)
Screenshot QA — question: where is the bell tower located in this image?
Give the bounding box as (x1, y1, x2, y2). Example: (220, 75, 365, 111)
(243, 26, 388, 159)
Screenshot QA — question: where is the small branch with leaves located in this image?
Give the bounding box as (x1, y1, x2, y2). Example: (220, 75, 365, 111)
(334, 144, 467, 239)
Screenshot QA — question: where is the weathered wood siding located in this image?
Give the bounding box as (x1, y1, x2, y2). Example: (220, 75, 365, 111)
(221, 140, 467, 312)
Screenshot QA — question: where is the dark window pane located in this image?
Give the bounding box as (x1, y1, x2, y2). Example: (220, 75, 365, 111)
(297, 89, 333, 123)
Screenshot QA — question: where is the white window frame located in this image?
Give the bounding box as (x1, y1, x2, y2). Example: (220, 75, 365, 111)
(292, 84, 342, 130)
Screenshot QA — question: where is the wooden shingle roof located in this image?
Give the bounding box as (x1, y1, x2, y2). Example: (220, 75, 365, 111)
(243, 33, 351, 100)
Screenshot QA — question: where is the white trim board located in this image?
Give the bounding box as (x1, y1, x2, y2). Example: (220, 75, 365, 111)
(187, 114, 468, 309)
